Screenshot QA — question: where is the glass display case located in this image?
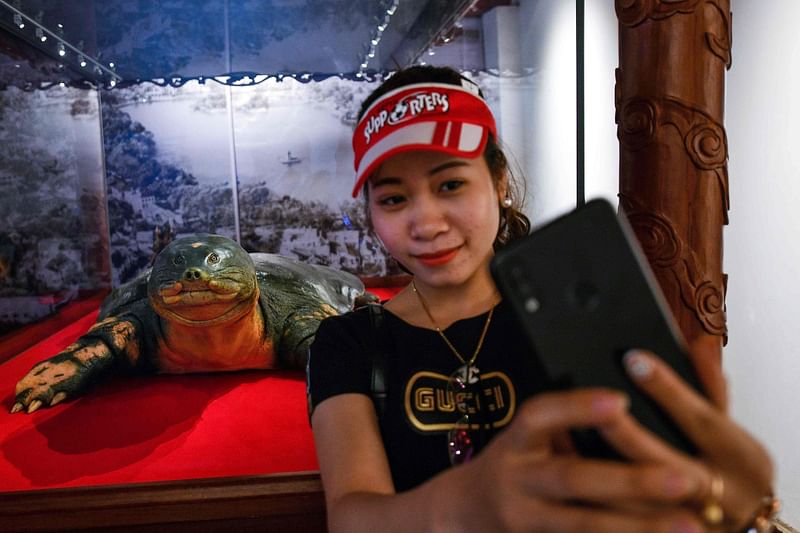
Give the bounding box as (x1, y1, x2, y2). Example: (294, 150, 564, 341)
(0, 1, 581, 529)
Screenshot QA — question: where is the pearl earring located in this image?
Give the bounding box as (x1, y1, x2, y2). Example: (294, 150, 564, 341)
(501, 197, 512, 208)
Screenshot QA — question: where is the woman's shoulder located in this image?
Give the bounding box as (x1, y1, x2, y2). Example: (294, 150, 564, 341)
(316, 304, 374, 340)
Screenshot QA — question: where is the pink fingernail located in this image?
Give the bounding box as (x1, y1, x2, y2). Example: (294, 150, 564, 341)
(592, 393, 628, 416)
(663, 472, 695, 497)
(671, 519, 701, 533)
(623, 351, 653, 381)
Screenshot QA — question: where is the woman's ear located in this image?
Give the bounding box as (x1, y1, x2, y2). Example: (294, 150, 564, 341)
(496, 173, 509, 204)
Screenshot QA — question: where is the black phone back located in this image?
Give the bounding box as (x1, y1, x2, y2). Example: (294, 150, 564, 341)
(490, 198, 703, 457)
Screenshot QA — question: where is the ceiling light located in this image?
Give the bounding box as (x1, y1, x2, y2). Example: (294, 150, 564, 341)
(13, 13, 23, 28)
(35, 27, 46, 42)
(57, 42, 66, 56)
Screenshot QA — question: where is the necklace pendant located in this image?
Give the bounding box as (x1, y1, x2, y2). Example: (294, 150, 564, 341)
(453, 364, 480, 386)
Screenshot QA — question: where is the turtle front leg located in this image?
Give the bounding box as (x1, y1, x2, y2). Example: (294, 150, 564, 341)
(12, 317, 141, 414)
(278, 306, 339, 369)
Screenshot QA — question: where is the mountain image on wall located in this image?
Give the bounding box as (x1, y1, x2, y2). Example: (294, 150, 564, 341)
(102, 78, 398, 285)
(0, 87, 110, 332)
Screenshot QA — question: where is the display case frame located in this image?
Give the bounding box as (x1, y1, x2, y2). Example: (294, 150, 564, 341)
(0, 472, 325, 532)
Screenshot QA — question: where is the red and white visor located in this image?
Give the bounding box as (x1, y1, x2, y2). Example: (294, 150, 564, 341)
(351, 82, 497, 197)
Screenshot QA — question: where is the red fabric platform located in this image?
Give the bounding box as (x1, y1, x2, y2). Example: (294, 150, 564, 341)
(0, 310, 317, 493)
(0, 287, 400, 494)
(0, 311, 317, 491)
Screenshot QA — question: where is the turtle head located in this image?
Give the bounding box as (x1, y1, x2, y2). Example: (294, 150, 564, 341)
(147, 233, 259, 327)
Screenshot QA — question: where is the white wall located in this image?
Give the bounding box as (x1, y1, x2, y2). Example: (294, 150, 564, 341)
(490, 0, 577, 226)
(522, 0, 577, 226)
(581, 0, 800, 523)
(583, 1, 618, 203)
(486, 0, 615, 224)
(725, 0, 800, 524)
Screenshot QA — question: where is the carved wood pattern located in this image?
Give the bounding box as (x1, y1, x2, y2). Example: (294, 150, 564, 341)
(705, 1, 733, 67)
(619, 194, 727, 338)
(617, 95, 730, 221)
(616, 0, 732, 350)
(616, 0, 704, 28)
(615, 0, 733, 66)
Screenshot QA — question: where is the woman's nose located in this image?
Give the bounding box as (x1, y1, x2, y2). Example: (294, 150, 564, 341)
(409, 197, 448, 240)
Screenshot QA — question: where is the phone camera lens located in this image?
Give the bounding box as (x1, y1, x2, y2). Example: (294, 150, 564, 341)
(524, 297, 540, 313)
(510, 265, 531, 293)
(569, 281, 600, 311)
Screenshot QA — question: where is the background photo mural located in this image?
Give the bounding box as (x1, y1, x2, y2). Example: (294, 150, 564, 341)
(0, 72, 503, 332)
(102, 76, 391, 285)
(0, 87, 109, 333)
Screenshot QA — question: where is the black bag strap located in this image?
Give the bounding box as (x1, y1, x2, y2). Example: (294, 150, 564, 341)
(367, 302, 388, 421)
(307, 303, 389, 425)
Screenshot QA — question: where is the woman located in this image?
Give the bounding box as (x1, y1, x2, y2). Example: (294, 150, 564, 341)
(307, 66, 777, 532)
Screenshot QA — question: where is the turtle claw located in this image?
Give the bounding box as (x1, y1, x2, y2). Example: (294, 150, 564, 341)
(50, 392, 67, 406)
(26, 400, 43, 414)
(11, 402, 23, 414)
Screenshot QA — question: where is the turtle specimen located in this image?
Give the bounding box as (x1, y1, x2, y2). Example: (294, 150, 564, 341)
(12, 233, 373, 413)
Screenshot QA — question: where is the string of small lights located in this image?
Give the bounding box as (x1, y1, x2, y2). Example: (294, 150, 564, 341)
(0, 0, 509, 91)
(0, 0, 121, 88)
(356, 0, 399, 79)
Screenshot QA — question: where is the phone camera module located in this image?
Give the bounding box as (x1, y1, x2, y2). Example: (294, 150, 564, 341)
(569, 281, 600, 311)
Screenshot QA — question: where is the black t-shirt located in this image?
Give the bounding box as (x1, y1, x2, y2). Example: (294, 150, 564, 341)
(308, 300, 549, 491)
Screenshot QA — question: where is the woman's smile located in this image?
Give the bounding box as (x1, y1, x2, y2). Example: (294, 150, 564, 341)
(414, 247, 461, 267)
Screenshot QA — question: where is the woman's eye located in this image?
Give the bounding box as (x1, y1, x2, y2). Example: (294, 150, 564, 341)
(378, 195, 406, 206)
(440, 180, 464, 192)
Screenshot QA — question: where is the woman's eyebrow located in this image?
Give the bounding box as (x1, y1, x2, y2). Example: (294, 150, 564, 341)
(370, 176, 402, 189)
(371, 160, 469, 188)
(428, 160, 469, 176)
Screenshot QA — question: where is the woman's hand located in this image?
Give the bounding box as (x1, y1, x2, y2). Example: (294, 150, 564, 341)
(600, 339, 775, 531)
(447, 336, 775, 533)
(447, 388, 708, 533)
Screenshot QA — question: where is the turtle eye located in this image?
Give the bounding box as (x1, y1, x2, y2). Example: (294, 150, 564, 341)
(173, 255, 185, 266)
(207, 252, 220, 264)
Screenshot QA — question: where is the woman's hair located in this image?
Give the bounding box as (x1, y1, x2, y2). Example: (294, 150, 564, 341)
(358, 65, 530, 250)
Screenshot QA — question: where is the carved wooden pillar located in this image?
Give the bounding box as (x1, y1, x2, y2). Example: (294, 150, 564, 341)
(615, 1, 732, 361)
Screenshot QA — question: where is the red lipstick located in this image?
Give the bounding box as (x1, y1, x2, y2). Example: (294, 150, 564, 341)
(416, 248, 459, 267)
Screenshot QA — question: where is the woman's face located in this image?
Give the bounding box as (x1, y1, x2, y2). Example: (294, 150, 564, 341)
(367, 150, 504, 289)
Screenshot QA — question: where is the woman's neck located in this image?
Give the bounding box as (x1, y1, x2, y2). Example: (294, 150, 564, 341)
(386, 271, 500, 330)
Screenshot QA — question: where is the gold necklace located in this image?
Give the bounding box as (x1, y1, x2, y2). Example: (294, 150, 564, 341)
(411, 280, 494, 371)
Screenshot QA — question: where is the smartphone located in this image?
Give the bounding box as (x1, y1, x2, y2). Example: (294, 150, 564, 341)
(490, 198, 703, 458)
